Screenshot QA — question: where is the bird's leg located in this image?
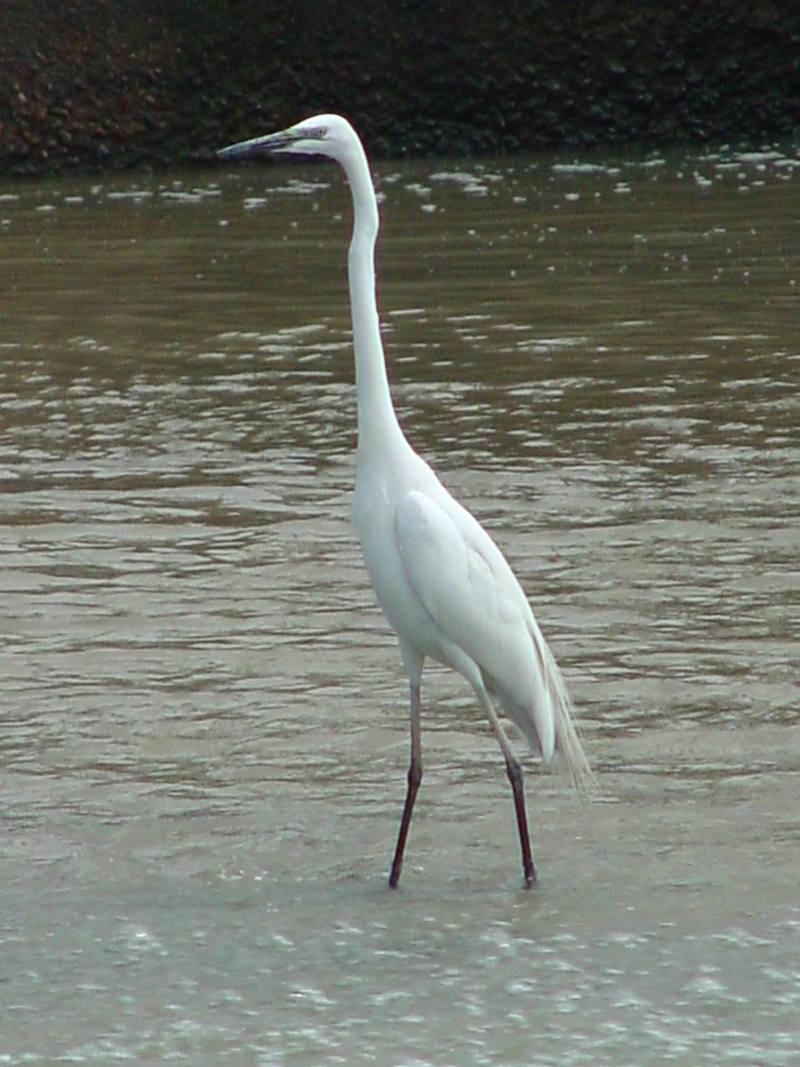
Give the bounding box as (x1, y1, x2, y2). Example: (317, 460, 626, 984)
(388, 682, 422, 888)
(504, 755, 536, 887)
(481, 694, 537, 888)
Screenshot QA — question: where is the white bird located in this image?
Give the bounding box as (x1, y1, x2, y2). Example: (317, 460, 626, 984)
(218, 114, 594, 888)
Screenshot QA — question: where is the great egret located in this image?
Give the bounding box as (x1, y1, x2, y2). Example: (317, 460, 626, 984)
(218, 114, 594, 888)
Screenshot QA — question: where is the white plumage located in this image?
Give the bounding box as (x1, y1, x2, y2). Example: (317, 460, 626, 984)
(219, 113, 594, 888)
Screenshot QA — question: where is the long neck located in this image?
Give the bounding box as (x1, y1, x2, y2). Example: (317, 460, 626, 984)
(341, 143, 403, 451)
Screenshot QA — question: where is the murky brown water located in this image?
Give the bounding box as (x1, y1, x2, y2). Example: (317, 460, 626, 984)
(1, 144, 798, 1065)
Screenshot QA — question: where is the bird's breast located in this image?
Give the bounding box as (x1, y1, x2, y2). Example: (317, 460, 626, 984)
(352, 470, 438, 650)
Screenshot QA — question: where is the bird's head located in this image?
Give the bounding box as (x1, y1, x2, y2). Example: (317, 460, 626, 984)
(217, 113, 357, 165)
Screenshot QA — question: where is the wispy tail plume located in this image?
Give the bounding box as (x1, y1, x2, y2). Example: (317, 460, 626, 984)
(543, 642, 597, 796)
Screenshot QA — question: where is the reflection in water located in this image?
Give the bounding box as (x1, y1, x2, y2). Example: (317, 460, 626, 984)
(1, 145, 798, 1064)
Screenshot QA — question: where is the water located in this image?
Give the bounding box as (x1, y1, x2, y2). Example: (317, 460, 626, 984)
(1, 144, 799, 1064)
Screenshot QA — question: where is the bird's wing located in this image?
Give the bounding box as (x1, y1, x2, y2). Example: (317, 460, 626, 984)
(394, 489, 554, 756)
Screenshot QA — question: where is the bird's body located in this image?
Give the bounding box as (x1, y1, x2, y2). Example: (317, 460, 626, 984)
(219, 114, 593, 887)
(354, 437, 554, 758)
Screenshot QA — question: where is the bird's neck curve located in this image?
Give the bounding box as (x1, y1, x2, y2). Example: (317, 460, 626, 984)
(341, 141, 404, 456)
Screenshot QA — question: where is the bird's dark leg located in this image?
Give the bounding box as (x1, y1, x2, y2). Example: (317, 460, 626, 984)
(480, 690, 537, 887)
(389, 682, 421, 888)
(505, 755, 537, 887)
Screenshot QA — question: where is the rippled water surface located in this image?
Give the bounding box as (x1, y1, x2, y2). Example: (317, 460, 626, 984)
(1, 144, 799, 1065)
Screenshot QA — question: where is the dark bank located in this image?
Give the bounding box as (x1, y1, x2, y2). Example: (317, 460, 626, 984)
(1, 0, 798, 175)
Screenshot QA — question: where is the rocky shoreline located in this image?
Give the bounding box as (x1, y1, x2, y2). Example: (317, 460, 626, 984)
(1, 0, 798, 176)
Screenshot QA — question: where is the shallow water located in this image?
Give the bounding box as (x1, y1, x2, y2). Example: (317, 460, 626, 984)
(1, 143, 799, 1065)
